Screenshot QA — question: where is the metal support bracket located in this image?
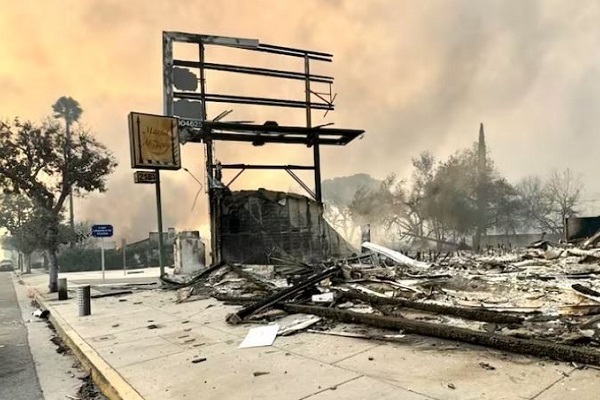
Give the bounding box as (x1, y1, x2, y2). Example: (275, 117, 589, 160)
(286, 168, 317, 200)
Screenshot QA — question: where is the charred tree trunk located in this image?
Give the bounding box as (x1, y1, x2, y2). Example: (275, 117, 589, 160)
(46, 213, 60, 292)
(18, 252, 23, 273)
(48, 249, 58, 292)
(24, 252, 31, 274)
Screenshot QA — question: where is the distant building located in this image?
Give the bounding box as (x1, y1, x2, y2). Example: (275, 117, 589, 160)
(87, 238, 117, 250)
(149, 228, 177, 246)
(477, 233, 561, 248)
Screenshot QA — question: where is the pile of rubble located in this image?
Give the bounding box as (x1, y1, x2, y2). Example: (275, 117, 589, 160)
(162, 239, 600, 366)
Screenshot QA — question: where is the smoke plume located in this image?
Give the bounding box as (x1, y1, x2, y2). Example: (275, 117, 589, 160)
(2, 0, 600, 240)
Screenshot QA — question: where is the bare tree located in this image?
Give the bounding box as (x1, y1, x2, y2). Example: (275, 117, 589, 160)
(391, 152, 435, 247)
(545, 168, 582, 232)
(322, 173, 381, 243)
(517, 169, 582, 235)
(323, 203, 357, 242)
(348, 174, 398, 244)
(516, 176, 549, 231)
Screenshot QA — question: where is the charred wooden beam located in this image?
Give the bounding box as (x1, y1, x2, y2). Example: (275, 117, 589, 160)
(573, 284, 600, 298)
(160, 261, 228, 289)
(226, 266, 340, 324)
(211, 293, 263, 305)
(229, 264, 278, 292)
(282, 304, 600, 367)
(343, 290, 523, 324)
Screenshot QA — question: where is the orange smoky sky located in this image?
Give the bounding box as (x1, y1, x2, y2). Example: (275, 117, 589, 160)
(2, 0, 600, 240)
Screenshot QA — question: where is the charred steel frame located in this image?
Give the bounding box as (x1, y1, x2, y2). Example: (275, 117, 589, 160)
(162, 31, 364, 263)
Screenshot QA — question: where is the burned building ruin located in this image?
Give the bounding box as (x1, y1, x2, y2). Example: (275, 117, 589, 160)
(220, 189, 355, 264)
(162, 31, 364, 264)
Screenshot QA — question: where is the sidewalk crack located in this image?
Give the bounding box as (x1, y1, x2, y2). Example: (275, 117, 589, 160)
(530, 368, 576, 399)
(297, 375, 363, 400)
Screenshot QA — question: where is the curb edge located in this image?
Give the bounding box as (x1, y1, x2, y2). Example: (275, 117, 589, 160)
(32, 288, 145, 400)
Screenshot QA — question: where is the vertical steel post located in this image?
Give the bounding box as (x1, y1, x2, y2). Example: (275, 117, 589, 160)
(163, 33, 174, 116)
(160, 33, 173, 277)
(199, 42, 219, 264)
(58, 278, 68, 300)
(305, 54, 322, 203)
(78, 285, 91, 316)
(155, 169, 165, 277)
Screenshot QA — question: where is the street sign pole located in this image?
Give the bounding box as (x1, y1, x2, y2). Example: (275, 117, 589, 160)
(101, 236, 106, 282)
(91, 224, 113, 283)
(155, 169, 165, 277)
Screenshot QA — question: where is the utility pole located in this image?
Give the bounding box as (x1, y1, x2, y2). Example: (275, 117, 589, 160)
(155, 169, 165, 277)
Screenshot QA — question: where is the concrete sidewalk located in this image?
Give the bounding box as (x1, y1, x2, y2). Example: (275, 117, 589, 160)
(24, 271, 600, 400)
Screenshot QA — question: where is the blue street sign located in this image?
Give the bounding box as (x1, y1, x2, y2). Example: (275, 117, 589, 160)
(91, 224, 113, 238)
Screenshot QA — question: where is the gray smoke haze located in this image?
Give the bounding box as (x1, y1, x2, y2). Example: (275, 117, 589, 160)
(3, 0, 600, 240)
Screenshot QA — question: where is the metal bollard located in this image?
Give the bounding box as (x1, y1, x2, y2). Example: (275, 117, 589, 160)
(77, 285, 91, 316)
(58, 278, 68, 300)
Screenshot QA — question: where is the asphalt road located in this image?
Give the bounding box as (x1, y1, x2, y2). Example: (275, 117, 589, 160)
(0, 271, 43, 400)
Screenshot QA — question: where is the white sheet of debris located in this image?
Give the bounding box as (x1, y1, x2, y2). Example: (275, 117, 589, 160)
(362, 242, 431, 270)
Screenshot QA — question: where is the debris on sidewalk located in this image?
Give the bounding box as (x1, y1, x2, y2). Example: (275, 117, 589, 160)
(361, 242, 431, 270)
(479, 362, 496, 371)
(33, 308, 50, 319)
(90, 290, 133, 299)
(159, 237, 600, 367)
(50, 336, 69, 354)
(77, 374, 108, 400)
(311, 292, 335, 303)
(239, 325, 280, 348)
(277, 314, 322, 336)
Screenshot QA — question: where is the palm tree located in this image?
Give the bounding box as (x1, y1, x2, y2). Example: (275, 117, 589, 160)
(52, 96, 83, 245)
(52, 96, 83, 126)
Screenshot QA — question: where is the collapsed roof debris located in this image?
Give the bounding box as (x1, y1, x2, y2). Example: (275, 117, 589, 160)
(161, 235, 600, 367)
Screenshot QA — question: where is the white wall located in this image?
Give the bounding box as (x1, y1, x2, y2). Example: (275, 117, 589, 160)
(0, 248, 16, 262)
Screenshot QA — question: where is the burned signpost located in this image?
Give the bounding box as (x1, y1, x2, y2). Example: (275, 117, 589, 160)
(128, 111, 181, 276)
(162, 31, 364, 265)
